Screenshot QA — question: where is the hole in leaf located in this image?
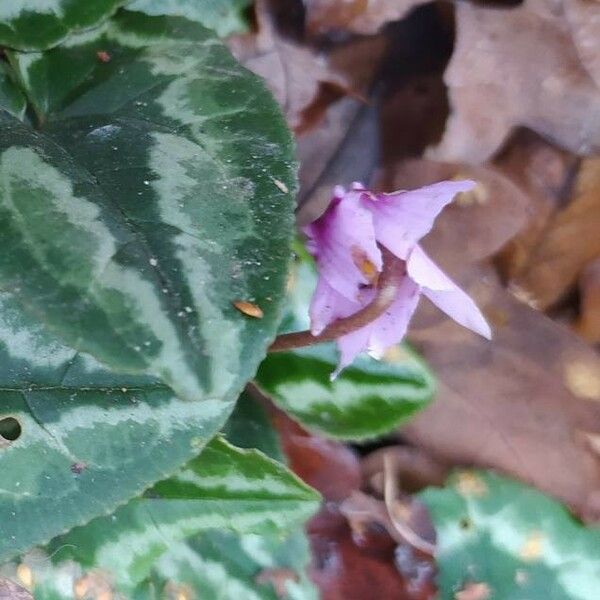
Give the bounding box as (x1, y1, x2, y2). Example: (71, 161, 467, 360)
(0, 417, 22, 441)
(459, 517, 473, 530)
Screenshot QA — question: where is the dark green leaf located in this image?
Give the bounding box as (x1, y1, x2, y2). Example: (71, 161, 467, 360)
(256, 344, 434, 440)
(40, 437, 319, 590)
(0, 0, 126, 50)
(420, 470, 600, 599)
(3, 395, 318, 600)
(145, 530, 318, 600)
(2, 403, 318, 597)
(0, 291, 231, 561)
(128, 0, 252, 37)
(3, 11, 296, 403)
(222, 391, 284, 461)
(0, 12, 295, 560)
(0, 63, 26, 120)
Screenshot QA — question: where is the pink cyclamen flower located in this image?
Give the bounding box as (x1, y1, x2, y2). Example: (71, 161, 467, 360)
(304, 181, 492, 377)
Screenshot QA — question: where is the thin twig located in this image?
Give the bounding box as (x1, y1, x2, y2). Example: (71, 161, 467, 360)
(383, 454, 436, 556)
(269, 247, 405, 352)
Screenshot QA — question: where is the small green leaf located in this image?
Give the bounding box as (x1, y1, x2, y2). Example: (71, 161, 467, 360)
(257, 259, 435, 441)
(0, 0, 126, 50)
(132, 402, 318, 599)
(0, 63, 26, 120)
(256, 344, 434, 440)
(2, 11, 296, 403)
(42, 437, 319, 590)
(420, 470, 600, 599)
(128, 0, 252, 37)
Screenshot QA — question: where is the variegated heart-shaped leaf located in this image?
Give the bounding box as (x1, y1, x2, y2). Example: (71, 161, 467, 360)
(0, 11, 295, 560)
(3, 10, 296, 402)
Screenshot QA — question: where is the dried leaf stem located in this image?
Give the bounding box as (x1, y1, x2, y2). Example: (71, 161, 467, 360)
(383, 453, 436, 556)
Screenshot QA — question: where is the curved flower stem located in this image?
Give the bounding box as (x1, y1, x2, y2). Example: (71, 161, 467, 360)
(269, 248, 405, 352)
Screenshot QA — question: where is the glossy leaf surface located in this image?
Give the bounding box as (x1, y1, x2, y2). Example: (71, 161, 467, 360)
(2, 396, 319, 598)
(0, 11, 295, 561)
(0, 297, 229, 562)
(0, 64, 26, 120)
(147, 530, 318, 600)
(4, 11, 296, 403)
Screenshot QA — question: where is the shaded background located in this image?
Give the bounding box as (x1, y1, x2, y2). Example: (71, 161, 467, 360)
(229, 0, 600, 596)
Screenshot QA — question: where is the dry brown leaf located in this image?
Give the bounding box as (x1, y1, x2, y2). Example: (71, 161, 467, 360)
(227, 0, 348, 131)
(294, 81, 348, 136)
(574, 257, 600, 343)
(563, 0, 600, 88)
(519, 531, 545, 562)
(296, 94, 364, 211)
(382, 456, 436, 555)
(494, 132, 576, 284)
(506, 157, 600, 310)
(163, 581, 195, 600)
(455, 471, 489, 499)
(73, 570, 114, 600)
(428, 0, 600, 163)
(372, 156, 600, 516)
(403, 264, 600, 517)
(338, 448, 438, 557)
(296, 34, 388, 215)
(267, 401, 362, 502)
(264, 399, 435, 598)
(381, 74, 450, 165)
(304, 0, 428, 35)
(96, 51, 111, 63)
(309, 500, 436, 600)
(15, 566, 32, 592)
(377, 8, 456, 164)
(0, 578, 32, 600)
(339, 490, 435, 555)
(328, 33, 389, 92)
(361, 446, 448, 494)
(267, 404, 436, 599)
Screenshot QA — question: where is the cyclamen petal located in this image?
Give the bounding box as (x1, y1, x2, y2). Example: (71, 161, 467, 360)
(332, 278, 420, 378)
(422, 287, 492, 340)
(309, 275, 371, 379)
(407, 245, 492, 339)
(406, 243, 455, 291)
(365, 277, 421, 357)
(309, 276, 362, 337)
(303, 189, 382, 302)
(305, 180, 491, 376)
(333, 322, 372, 379)
(366, 180, 476, 260)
